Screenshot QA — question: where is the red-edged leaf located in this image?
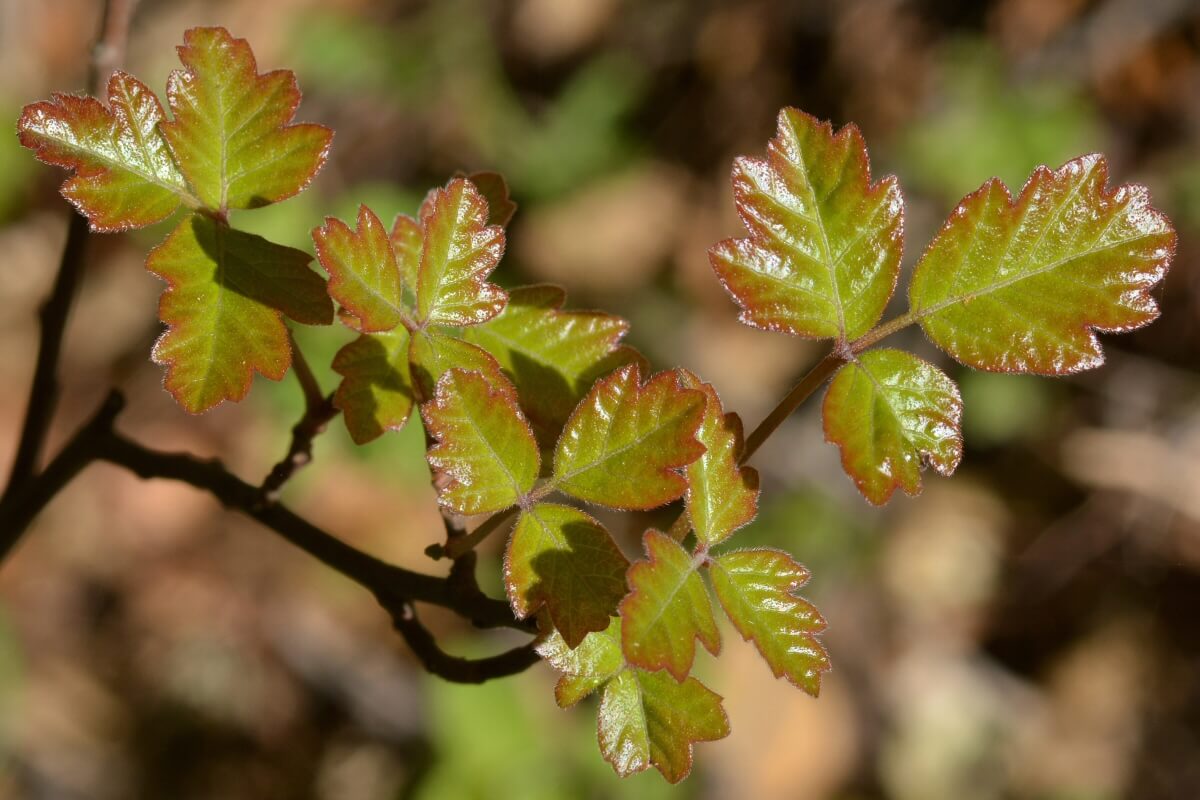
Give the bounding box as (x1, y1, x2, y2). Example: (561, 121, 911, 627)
(709, 548, 829, 696)
(407, 329, 505, 401)
(415, 177, 507, 326)
(332, 329, 414, 444)
(463, 170, 517, 227)
(423, 368, 540, 515)
(313, 204, 405, 332)
(389, 212, 422, 310)
(619, 530, 720, 681)
(823, 349, 962, 505)
(535, 617, 625, 708)
(504, 503, 629, 648)
(149, 214, 333, 413)
(677, 371, 759, 547)
(908, 154, 1175, 374)
(17, 71, 190, 231)
(551, 365, 706, 510)
(162, 26, 332, 212)
(710, 108, 903, 341)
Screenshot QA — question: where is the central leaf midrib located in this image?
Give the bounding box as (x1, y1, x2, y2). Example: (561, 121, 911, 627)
(553, 407, 688, 486)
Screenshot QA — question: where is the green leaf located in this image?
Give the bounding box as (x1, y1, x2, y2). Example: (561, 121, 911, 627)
(415, 177, 507, 326)
(313, 204, 404, 332)
(389, 212, 422, 310)
(709, 108, 903, 342)
(908, 154, 1175, 374)
(463, 284, 638, 443)
(408, 329, 505, 401)
(619, 530, 720, 681)
(148, 214, 333, 413)
(678, 371, 759, 547)
(17, 71, 190, 231)
(504, 503, 628, 648)
(709, 548, 829, 697)
(332, 329, 415, 445)
(535, 617, 624, 708)
(600, 667, 729, 783)
(822, 349, 962, 505)
(162, 26, 332, 212)
(423, 368, 540, 515)
(552, 365, 705, 509)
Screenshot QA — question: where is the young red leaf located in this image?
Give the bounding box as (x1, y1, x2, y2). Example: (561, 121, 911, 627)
(332, 330, 415, 445)
(709, 548, 829, 697)
(415, 177, 507, 326)
(504, 503, 629, 648)
(313, 205, 405, 332)
(908, 155, 1174, 374)
(619, 530, 720, 681)
(389, 213, 422, 310)
(17, 71, 190, 231)
(149, 214, 333, 413)
(162, 27, 332, 212)
(822, 349, 962, 505)
(407, 329, 505, 401)
(710, 108, 903, 342)
(536, 617, 625, 708)
(461, 170, 518, 227)
(677, 371, 759, 547)
(551, 365, 706, 510)
(422, 368, 540, 515)
(463, 284, 638, 443)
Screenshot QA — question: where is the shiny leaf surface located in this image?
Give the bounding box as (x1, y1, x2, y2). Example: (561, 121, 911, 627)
(407, 329, 505, 401)
(535, 617, 624, 708)
(332, 329, 414, 445)
(313, 204, 404, 332)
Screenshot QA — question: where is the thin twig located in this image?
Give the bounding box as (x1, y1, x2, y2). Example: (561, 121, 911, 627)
(392, 605, 540, 684)
(435, 507, 518, 561)
(741, 351, 846, 464)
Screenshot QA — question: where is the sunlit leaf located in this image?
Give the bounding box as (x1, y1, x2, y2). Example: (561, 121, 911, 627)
(552, 365, 705, 509)
(148, 214, 333, 413)
(332, 329, 414, 444)
(822, 349, 962, 504)
(423, 368, 540, 515)
(162, 26, 332, 212)
(313, 204, 404, 332)
(415, 177, 507, 326)
(535, 617, 624, 708)
(677, 371, 759, 547)
(17, 71, 190, 231)
(408, 329, 505, 401)
(463, 284, 637, 443)
(619, 530, 720, 680)
(709, 548, 829, 696)
(909, 155, 1175, 374)
(505, 503, 628, 648)
(710, 108, 903, 341)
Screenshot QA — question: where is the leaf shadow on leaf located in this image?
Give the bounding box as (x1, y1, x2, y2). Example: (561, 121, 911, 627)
(503, 349, 576, 448)
(336, 334, 415, 442)
(525, 518, 628, 643)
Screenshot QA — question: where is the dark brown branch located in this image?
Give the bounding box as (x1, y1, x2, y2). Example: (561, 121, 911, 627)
(259, 391, 339, 501)
(392, 604, 540, 684)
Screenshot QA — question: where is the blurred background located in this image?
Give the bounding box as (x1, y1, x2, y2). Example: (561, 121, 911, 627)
(1, 0, 1199, 797)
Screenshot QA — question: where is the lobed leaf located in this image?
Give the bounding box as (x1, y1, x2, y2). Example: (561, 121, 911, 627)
(415, 177, 507, 326)
(678, 371, 759, 547)
(422, 369, 540, 515)
(708, 548, 829, 696)
(462, 170, 518, 227)
(389, 212, 422, 310)
(17, 71, 189, 231)
(313, 204, 404, 332)
(504, 503, 628, 648)
(162, 26, 332, 213)
(710, 108, 903, 342)
(332, 329, 415, 445)
(552, 365, 706, 509)
(822, 349, 962, 505)
(619, 530, 720, 681)
(463, 285, 638, 444)
(149, 214, 332, 413)
(536, 617, 625, 708)
(407, 329, 505, 401)
(908, 154, 1174, 374)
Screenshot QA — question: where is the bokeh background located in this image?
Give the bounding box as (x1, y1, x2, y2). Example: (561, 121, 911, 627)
(1, 0, 1199, 797)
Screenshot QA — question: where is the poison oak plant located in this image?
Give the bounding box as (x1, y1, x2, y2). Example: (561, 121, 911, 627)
(0, 23, 1175, 784)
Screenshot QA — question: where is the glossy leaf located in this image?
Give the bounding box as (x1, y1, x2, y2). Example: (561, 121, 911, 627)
(313, 204, 404, 332)
(17, 71, 189, 231)
(148, 214, 333, 413)
(463, 285, 637, 442)
(552, 365, 705, 509)
(415, 177, 507, 326)
(536, 617, 625, 708)
(710, 108, 903, 341)
(423, 369, 540, 515)
(909, 154, 1175, 374)
(161, 27, 332, 212)
(619, 530, 720, 681)
(332, 329, 414, 445)
(504, 503, 628, 648)
(709, 548, 829, 696)
(678, 371, 759, 547)
(408, 329, 505, 401)
(823, 349, 962, 505)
